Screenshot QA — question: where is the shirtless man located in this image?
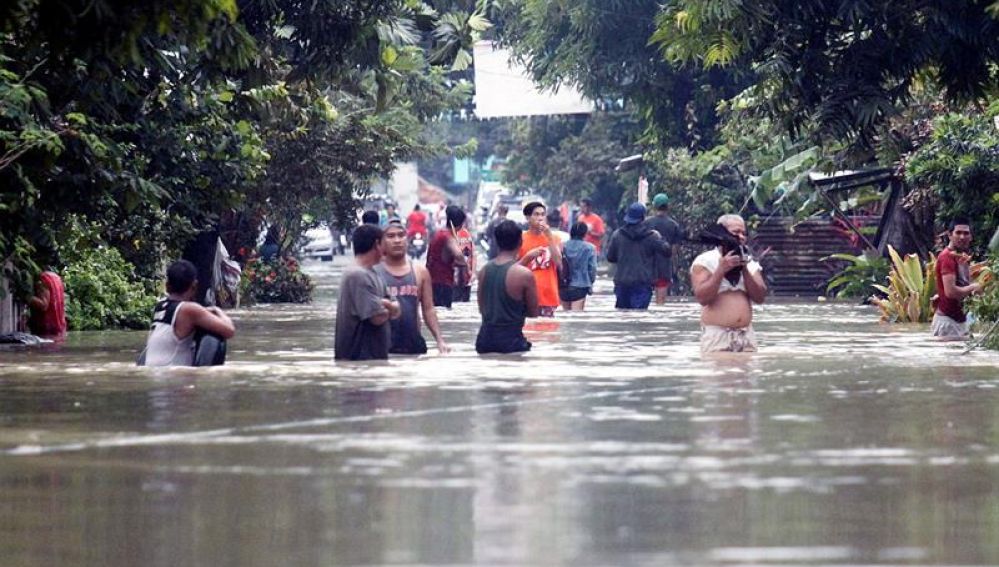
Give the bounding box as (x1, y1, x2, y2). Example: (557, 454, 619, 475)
(690, 214, 767, 353)
(375, 220, 450, 354)
(476, 220, 540, 354)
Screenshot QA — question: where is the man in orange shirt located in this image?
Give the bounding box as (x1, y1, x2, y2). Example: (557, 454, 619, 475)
(577, 198, 606, 254)
(518, 201, 562, 317)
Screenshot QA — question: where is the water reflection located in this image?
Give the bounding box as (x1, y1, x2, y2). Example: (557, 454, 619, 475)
(1, 257, 998, 565)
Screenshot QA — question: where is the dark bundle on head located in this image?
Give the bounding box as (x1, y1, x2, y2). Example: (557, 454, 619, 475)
(696, 224, 741, 253)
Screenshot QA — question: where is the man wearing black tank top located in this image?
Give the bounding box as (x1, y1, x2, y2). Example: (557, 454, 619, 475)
(375, 220, 450, 354)
(475, 220, 540, 354)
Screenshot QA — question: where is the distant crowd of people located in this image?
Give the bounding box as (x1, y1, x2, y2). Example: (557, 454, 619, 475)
(12, 200, 983, 365)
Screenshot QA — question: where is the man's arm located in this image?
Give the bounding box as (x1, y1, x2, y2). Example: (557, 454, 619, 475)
(476, 265, 486, 315)
(187, 305, 237, 339)
(518, 267, 540, 318)
(416, 265, 449, 353)
(446, 237, 467, 267)
(942, 273, 981, 300)
(605, 233, 619, 263)
(743, 265, 767, 304)
(27, 282, 50, 311)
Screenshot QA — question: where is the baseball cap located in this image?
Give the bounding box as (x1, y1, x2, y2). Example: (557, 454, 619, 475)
(652, 193, 669, 209)
(624, 202, 647, 224)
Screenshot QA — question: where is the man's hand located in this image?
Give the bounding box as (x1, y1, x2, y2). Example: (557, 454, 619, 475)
(382, 298, 401, 319)
(970, 282, 983, 296)
(436, 339, 451, 355)
(525, 247, 545, 261)
(719, 250, 744, 272)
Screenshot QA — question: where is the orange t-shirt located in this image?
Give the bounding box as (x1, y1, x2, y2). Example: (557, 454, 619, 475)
(577, 212, 605, 252)
(519, 231, 561, 308)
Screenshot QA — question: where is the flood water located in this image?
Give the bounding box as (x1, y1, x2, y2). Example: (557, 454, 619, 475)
(2, 257, 998, 566)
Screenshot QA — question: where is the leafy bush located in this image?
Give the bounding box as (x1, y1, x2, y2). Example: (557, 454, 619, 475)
(242, 256, 313, 304)
(871, 246, 937, 323)
(905, 106, 999, 250)
(60, 220, 159, 330)
(966, 254, 999, 349)
(824, 251, 890, 298)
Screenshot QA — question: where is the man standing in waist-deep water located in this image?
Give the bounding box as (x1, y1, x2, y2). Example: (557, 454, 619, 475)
(374, 220, 451, 355)
(334, 224, 400, 361)
(426, 205, 468, 309)
(518, 201, 562, 317)
(476, 220, 540, 354)
(932, 218, 982, 339)
(690, 214, 767, 353)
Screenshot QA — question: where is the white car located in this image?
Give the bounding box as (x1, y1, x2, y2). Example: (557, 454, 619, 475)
(302, 225, 334, 261)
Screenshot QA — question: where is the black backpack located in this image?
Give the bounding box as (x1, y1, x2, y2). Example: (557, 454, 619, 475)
(558, 250, 572, 288)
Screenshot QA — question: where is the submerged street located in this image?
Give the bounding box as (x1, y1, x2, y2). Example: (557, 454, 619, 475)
(2, 257, 998, 566)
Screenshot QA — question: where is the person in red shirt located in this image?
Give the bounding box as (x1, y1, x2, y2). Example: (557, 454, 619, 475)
(426, 205, 468, 309)
(518, 201, 562, 317)
(576, 198, 606, 255)
(932, 218, 982, 339)
(26, 270, 67, 337)
(406, 204, 428, 239)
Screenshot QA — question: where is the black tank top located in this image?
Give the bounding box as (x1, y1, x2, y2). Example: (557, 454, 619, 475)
(373, 263, 425, 353)
(481, 261, 526, 327)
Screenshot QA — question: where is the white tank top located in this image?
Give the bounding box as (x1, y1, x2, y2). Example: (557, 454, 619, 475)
(144, 299, 195, 366)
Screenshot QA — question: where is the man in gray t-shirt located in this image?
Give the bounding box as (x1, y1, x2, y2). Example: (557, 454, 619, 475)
(334, 225, 400, 360)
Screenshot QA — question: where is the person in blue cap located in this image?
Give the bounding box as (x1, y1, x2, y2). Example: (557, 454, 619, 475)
(605, 202, 672, 310)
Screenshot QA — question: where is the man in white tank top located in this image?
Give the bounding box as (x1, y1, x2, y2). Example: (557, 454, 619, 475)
(690, 214, 767, 353)
(143, 260, 236, 366)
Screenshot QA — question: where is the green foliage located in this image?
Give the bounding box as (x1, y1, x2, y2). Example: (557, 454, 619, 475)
(242, 256, 313, 304)
(59, 219, 158, 331)
(967, 254, 999, 349)
(495, 0, 749, 148)
(651, 0, 999, 145)
(824, 251, 890, 299)
(871, 247, 937, 323)
(904, 105, 999, 249)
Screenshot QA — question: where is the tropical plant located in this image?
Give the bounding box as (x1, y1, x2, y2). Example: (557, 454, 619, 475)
(871, 246, 937, 323)
(824, 251, 891, 299)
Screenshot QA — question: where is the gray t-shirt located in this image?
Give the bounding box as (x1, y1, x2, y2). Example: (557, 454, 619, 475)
(334, 266, 391, 360)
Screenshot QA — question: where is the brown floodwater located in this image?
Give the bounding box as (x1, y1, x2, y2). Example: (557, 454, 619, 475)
(1, 256, 997, 566)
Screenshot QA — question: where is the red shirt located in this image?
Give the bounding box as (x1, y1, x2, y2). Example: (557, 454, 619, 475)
(406, 211, 427, 237)
(577, 212, 605, 253)
(935, 247, 969, 322)
(427, 230, 457, 286)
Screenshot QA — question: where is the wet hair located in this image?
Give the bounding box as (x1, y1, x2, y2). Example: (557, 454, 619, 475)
(494, 220, 523, 252)
(166, 260, 198, 294)
(413, 203, 420, 211)
(352, 224, 383, 255)
(949, 217, 971, 231)
(570, 222, 588, 240)
(361, 210, 379, 225)
(445, 205, 466, 229)
(546, 209, 562, 226)
(580, 197, 593, 206)
(496, 204, 508, 215)
(523, 201, 545, 217)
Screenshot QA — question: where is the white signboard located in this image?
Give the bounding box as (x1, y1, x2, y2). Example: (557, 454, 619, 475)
(473, 41, 593, 119)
